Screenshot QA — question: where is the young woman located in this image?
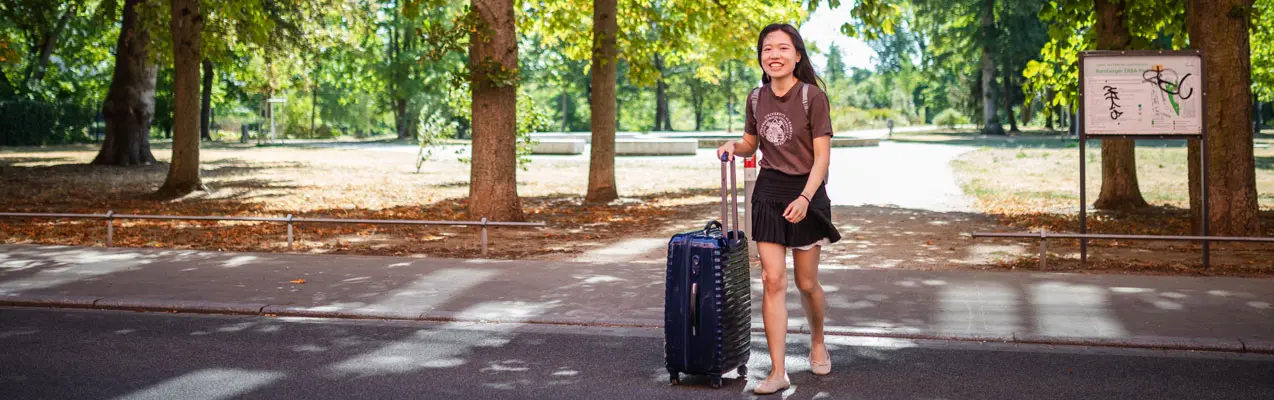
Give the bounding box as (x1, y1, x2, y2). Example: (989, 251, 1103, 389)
(716, 23, 842, 395)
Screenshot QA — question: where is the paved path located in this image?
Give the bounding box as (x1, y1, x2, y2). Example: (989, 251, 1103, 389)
(824, 141, 976, 211)
(2, 244, 1271, 353)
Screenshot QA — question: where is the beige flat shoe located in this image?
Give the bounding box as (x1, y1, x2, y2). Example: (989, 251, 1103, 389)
(810, 348, 832, 376)
(752, 375, 791, 395)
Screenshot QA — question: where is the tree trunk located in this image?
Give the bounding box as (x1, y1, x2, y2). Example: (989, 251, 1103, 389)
(998, 73, 1019, 133)
(585, 0, 619, 204)
(694, 102, 703, 131)
(468, 0, 523, 221)
(1255, 95, 1263, 134)
(395, 97, 410, 139)
(726, 63, 735, 133)
(1187, 0, 1260, 236)
(561, 88, 568, 131)
(660, 83, 671, 131)
(1004, 74, 1019, 133)
(1092, 0, 1149, 210)
(979, 0, 1003, 135)
(654, 54, 671, 131)
(1045, 89, 1055, 130)
(155, 0, 206, 198)
(692, 83, 704, 131)
(389, 7, 409, 141)
(0, 68, 14, 96)
(25, 5, 75, 86)
(92, 0, 157, 166)
(310, 60, 318, 138)
(200, 59, 213, 141)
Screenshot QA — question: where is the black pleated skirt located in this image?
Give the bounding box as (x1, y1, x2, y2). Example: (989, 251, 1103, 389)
(751, 168, 842, 248)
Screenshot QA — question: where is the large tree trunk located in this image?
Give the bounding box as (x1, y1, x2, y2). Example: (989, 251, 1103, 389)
(25, 5, 75, 86)
(468, 0, 523, 221)
(1092, 0, 1149, 210)
(979, 0, 1003, 135)
(1187, 0, 1260, 236)
(200, 59, 213, 141)
(92, 0, 157, 166)
(155, 0, 206, 198)
(585, 0, 619, 204)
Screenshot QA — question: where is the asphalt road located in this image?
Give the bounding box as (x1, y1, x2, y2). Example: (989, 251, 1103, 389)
(2, 308, 1271, 399)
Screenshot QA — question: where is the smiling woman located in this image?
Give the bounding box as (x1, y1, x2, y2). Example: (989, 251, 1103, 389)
(714, 23, 841, 395)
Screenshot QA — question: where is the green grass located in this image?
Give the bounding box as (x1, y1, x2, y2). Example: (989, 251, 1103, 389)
(952, 135, 1274, 212)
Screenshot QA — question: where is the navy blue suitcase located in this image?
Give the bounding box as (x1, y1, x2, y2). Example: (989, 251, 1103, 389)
(665, 156, 751, 389)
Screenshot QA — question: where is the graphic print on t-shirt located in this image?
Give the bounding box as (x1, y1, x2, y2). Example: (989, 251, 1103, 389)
(760, 112, 793, 146)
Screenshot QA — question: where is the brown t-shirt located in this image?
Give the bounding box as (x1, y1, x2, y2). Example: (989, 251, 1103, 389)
(744, 82, 834, 176)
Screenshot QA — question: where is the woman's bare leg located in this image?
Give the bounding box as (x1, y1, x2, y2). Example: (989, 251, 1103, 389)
(793, 245, 828, 365)
(758, 242, 789, 381)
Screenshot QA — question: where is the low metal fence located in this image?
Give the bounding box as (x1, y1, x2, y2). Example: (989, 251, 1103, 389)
(971, 230, 1274, 268)
(0, 212, 545, 256)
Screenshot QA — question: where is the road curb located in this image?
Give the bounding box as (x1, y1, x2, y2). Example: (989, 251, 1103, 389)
(3, 294, 1272, 354)
(262, 305, 423, 320)
(0, 294, 99, 308)
(94, 298, 267, 315)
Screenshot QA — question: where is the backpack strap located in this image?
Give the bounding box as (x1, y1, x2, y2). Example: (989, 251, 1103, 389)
(801, 83, 813, 130)
(801, 83, 810, 117)
(752, 83, 813, 121)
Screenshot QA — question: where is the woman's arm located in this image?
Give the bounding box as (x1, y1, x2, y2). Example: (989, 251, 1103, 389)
(716, 134, 759, 160)
(732, 134, 759, 157)
(800, 135, 832, 198)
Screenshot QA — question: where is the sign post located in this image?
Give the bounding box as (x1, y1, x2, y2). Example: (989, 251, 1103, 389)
(1079, 50, 1207, 267)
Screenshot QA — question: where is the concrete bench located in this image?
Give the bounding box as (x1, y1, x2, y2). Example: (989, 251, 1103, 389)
(695, 137, 881, 148)
(530, 132, 641, 144)
(615, 138, 698, 155)
(531, 139, 586, 155)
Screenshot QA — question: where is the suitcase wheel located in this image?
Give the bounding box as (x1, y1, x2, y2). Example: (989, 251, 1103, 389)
(710, 376, 723, 389)
(669, 372, 680, 385)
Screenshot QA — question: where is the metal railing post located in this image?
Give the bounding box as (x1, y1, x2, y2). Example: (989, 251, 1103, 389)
(286, 214, 294, 250)
(105, 210, 114, 247)
(480, 217, 488, 256)
(1039, 230, 1047, 269)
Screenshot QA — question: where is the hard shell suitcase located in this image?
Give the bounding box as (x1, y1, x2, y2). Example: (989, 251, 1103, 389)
(664, 155, 751, 389)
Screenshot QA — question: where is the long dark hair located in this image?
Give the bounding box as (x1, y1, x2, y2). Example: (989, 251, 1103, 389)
(756, 23, 824, 90)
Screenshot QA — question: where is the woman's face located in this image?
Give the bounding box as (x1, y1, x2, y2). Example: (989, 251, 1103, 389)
(761, 30, 800, 81)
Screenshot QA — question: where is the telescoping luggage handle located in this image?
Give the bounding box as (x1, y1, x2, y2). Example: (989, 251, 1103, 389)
(717, 153, 740, 245)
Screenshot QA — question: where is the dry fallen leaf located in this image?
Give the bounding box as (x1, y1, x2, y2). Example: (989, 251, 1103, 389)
(290, 278, 306, 284)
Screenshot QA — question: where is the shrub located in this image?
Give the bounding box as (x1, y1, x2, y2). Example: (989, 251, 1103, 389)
(933, 108, 970, 129)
